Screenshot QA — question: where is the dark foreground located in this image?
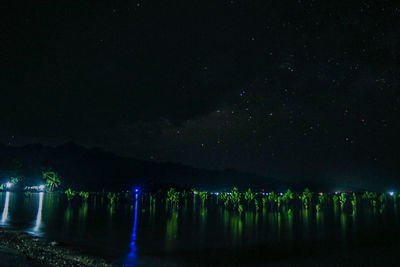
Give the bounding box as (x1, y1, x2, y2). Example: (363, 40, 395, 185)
(0, 230, 113, 267)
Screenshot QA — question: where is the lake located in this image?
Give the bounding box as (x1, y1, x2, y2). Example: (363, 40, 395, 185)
(1, 191, 400, 266)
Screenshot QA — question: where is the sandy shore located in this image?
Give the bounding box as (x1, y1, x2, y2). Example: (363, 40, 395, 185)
(0, 229, 117, 266)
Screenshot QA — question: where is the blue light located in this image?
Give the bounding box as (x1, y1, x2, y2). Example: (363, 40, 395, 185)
(125, 193, 138, 265)
(134, 187, 140, 193)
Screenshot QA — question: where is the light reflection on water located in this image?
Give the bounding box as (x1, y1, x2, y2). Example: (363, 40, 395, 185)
(125, 193, 138, 266)
(32, 192, 44, 234)
(1, 192, 10, 224)
(0, 192, 400, 265)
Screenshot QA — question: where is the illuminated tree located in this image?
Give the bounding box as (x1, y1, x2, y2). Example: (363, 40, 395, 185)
(333, 195, 338, 206)
(351, 193, 357, 208)
(199, 191, 208, 205)
(65, 188, 76, 201)
(316, 204, 321, 212)
(268, 191, 277, 203)
(301, 188, 312, 209)
(379, 193, 387, 207)
(318, 194, 326, 206)
(238, 204, 244, 214)
(244, 188, 254, 204)
(167, 188, 179, 205)
(254, 199, 259, 211)
(42, 171, 61, 192)
(230, 187, 241, 208)
(79, 191, 89, 202)
(282, 189, 294, 203)
(107, 192, 117, 205)
(339, 193, 347, 209)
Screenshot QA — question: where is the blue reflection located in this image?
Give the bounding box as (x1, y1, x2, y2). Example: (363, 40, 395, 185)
(125, 193, 138, 266)
(33, 192, 44, 233)
(1, 192, 10, 224)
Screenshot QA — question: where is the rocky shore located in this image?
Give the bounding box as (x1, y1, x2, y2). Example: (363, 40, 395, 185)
(0, 230, 116, 266)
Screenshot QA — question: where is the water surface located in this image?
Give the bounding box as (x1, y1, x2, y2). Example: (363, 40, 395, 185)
(1, 192, 400, 266)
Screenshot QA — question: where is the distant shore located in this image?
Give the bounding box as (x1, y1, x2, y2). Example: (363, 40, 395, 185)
(0, 229, 116, 267)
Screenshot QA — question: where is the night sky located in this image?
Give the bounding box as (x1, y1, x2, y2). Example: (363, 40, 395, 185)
(1, 1, 400, 187)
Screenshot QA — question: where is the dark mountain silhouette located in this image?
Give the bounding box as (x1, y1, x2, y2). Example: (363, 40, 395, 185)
(0, 142, 293, 191)
(0, 142, 366, 192)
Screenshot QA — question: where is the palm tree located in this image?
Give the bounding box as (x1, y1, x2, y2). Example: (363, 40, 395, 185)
(42, 171, 61, 191)
(339, 193, 347, 209)
(65, 188, 76, 201)
(301, 188, 312, 209)
(244, 188, 254, 204)
(79, 191, 89, 202)
(282, 189, 294, 204)
(199, 191, 208, 205)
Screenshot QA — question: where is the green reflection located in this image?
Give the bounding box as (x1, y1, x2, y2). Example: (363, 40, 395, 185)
(79, 202, 88, 222)
(277, 212, 281, 237)
(165, 210, 178, 252)
(223, 210, 229, 238)
(43, 193, 58, 222)
(301, 208, 310, 238)
(286, 211, 293, 240)
(340, 213, 347, 240)
(262, 206, 267, 222)
(230, 213, 243, 244)
(199, 206, 208, 238)
(109, 205, 114, 221)
(316, 211, 324, 234)
(64, 204, 73, 226)
(351, 206, 357, 232)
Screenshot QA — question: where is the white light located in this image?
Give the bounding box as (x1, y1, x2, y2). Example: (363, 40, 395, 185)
(39, 185, 45, 191)
(5, 182, 12, 189)
(389, 192, 394, 196)
(215, 193, 219, 196)
(33, 192, 44, 232)
(1, 192, 10, 224)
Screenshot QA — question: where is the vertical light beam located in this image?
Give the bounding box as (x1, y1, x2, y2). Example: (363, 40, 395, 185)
(33, 192, 44, 232)
(126, 193, 139, 264)
(1, 192, 10, 224)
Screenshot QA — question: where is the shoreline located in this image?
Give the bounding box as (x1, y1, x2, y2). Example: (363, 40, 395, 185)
(0, 229, 117, 266)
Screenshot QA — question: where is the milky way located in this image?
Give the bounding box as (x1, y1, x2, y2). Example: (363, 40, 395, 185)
(1, 1, 399, 187)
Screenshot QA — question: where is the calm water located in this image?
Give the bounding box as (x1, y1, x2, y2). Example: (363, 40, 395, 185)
(1, 192, 400, 266)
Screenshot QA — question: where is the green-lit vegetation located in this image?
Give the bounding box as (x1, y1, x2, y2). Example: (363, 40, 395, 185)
(107, 192, 117, 205)
(0, 173, 397, 220)
(301, 188, 312, 209)
(339, 193, 347, 209)
(351, 193, 357, 208)
(244, 188, 254, 204)
(199, 191, 208, 205)
(79, 191, 89, 201)
(43, 171, 61, 192)
(65, 188, 76, 201)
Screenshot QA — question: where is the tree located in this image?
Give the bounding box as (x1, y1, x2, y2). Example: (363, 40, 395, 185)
(230, 187, 241, 208)
(43, 171, 61, 191)
(79, 191, 89, 202)
(301, 188, 312, 209)
(244, 188, 254, 204)
(282, 189, 294, 203)
(65, 188, 76, 201)
(339, 193, 347, 209)
(167, 188, 179, 205)
(199, 191, 208, 205)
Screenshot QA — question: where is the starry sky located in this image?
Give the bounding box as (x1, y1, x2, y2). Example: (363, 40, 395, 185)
(1, 1, 400, 187)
